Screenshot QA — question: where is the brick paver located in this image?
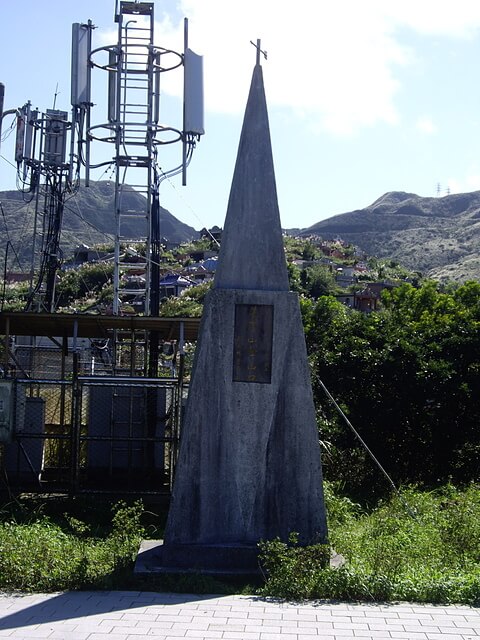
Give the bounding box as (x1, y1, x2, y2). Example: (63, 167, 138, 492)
(0, 592, 478, 639)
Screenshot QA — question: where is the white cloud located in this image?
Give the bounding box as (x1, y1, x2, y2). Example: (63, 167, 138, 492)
(98, 0, 480, 137)
(379, 0, 480, 37)
(416, 116, 437, 135)
(151, 0, 411, 136)
(448, 171, 480, 194)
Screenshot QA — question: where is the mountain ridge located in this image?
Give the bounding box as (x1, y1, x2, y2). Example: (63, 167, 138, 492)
(300, 190, 480, 282)
(1, 182, 480, 283)
(0, 181, 197, 267)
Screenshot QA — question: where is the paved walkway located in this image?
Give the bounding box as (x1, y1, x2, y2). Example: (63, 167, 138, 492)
(0, 591, 478, 639)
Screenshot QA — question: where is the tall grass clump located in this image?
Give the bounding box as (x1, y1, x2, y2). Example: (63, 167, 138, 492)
(258, 483, 480, 604)
(0, 500, 144, 592)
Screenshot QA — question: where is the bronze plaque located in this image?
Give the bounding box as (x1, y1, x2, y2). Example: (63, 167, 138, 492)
(233, 304, 273, 383)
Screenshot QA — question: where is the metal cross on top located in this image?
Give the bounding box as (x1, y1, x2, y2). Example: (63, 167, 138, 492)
(250, 39, 267, 65)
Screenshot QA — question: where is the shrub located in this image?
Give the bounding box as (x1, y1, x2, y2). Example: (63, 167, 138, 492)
(258, 485, 480, 605)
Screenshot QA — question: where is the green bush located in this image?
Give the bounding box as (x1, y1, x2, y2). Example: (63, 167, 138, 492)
(0, 500, 144, 592)
(310, 281, 480, 491)
(258, 485, 480, 605)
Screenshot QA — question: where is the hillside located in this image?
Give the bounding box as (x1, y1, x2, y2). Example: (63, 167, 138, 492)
(301, 191, 480, 282)
(0, 181, 197, 265)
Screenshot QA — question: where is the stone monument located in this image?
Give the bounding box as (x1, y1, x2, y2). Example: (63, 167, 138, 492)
(159, 53, 327, 574)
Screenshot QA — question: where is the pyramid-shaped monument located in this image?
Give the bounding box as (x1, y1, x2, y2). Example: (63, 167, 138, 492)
(160, 60, 327, 574)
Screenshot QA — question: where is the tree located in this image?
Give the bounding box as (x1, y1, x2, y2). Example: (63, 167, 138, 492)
(300, 265, 337, 298)
(307, 281, 480, 494)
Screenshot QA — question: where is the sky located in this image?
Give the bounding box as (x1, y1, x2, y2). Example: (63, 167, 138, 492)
(2, 0, 480, 233)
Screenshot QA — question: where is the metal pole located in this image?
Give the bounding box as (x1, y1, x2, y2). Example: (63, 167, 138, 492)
(182, 20, 188, 186)
(0, 83, 4, 148)
(70, 319, 81, 494)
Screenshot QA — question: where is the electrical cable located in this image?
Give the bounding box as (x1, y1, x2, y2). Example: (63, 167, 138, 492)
(0, 201, 23, 270)
(317, 376, 417, 518)
(1, 241, 10, 311)
(158, 144, 220, 249)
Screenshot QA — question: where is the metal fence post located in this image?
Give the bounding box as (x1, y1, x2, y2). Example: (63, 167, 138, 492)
(69, 320, 81, 494)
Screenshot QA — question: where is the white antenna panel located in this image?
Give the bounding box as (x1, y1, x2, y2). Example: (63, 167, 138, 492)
(71, 23, 91, 107)
(184, 48, 204, 136)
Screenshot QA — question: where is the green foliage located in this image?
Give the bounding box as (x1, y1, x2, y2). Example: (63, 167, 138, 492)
(301, 241, 319, 261)
(308, 280, 480, 492)
(300, 264, 338, 298)
(258, 485, 480, 604)
(0, 282, 30, 311)
(0, 500, 144, 592)
(283, 235, 310, 261)
(159, 281, 212, 317)
(179, 237, 215, 254)
(56, 262, 114, 308)
(183, 280, 212, 303)
(258, 533, 330, 599)
(286, 262, 303, 293)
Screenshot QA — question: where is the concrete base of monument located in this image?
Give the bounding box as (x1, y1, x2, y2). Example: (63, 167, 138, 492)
(134, 540, 346, 579)
(134, 539, 263, 578)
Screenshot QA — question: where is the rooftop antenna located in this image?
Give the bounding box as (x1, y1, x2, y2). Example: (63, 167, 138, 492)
(52, 83, 60, 109)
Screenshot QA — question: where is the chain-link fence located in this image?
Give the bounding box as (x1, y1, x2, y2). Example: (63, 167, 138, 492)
(1, 376, 187, 495)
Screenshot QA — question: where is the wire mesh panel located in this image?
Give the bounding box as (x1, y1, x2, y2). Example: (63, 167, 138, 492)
(85, 380, 173, 489)
(1, 377, 182, 495)
(3, 381, 73, 488)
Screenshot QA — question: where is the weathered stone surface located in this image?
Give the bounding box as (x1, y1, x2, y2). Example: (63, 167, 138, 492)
(213, 64, 289, 292)
(158, 61, 327, 574)
(164, 289, 327, 554)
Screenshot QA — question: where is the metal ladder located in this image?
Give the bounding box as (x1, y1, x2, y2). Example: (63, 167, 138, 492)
(112, 1, 156, 316)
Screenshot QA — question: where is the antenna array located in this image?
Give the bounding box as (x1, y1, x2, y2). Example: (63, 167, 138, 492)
(5, 0, 204, 317)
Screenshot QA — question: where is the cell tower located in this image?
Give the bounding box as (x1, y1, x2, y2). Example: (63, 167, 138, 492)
(13, 100, 76, 312)
(72, 1, 204, 317)
(12, 1, 204, 318)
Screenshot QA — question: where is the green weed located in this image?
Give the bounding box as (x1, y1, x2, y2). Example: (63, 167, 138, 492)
(258, 484, 480, 605)
(0, 500, 145, 592)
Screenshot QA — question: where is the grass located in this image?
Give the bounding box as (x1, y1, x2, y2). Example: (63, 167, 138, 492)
(258, 483, 480, 604)
(0, 485, 479, 604)
(0, 499, 145, 592)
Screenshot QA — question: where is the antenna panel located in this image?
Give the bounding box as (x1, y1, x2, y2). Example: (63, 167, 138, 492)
(23, 105, 35, 161)
(71, 23, 91, 107)
(107, 50, 117, 122)
(15, 113, 25, 162)
(44, 109, 68, 166)
(184, 48, 204, 135)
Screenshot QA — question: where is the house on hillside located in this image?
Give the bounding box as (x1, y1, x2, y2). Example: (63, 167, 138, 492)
(336, 281, 397, 313)
(201, 256, 218, 272)
(336, 289, 378, 313)
(189, 249, 218, 263)
(200, 226, 222, 242)
(5, 272, 30, 284)
(364, 281, 396, 297)
(335, 265, 356, 288)
(183, 264, 216, 284)
(159, 274, 194, 298)
(160, 237, 181, 250)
